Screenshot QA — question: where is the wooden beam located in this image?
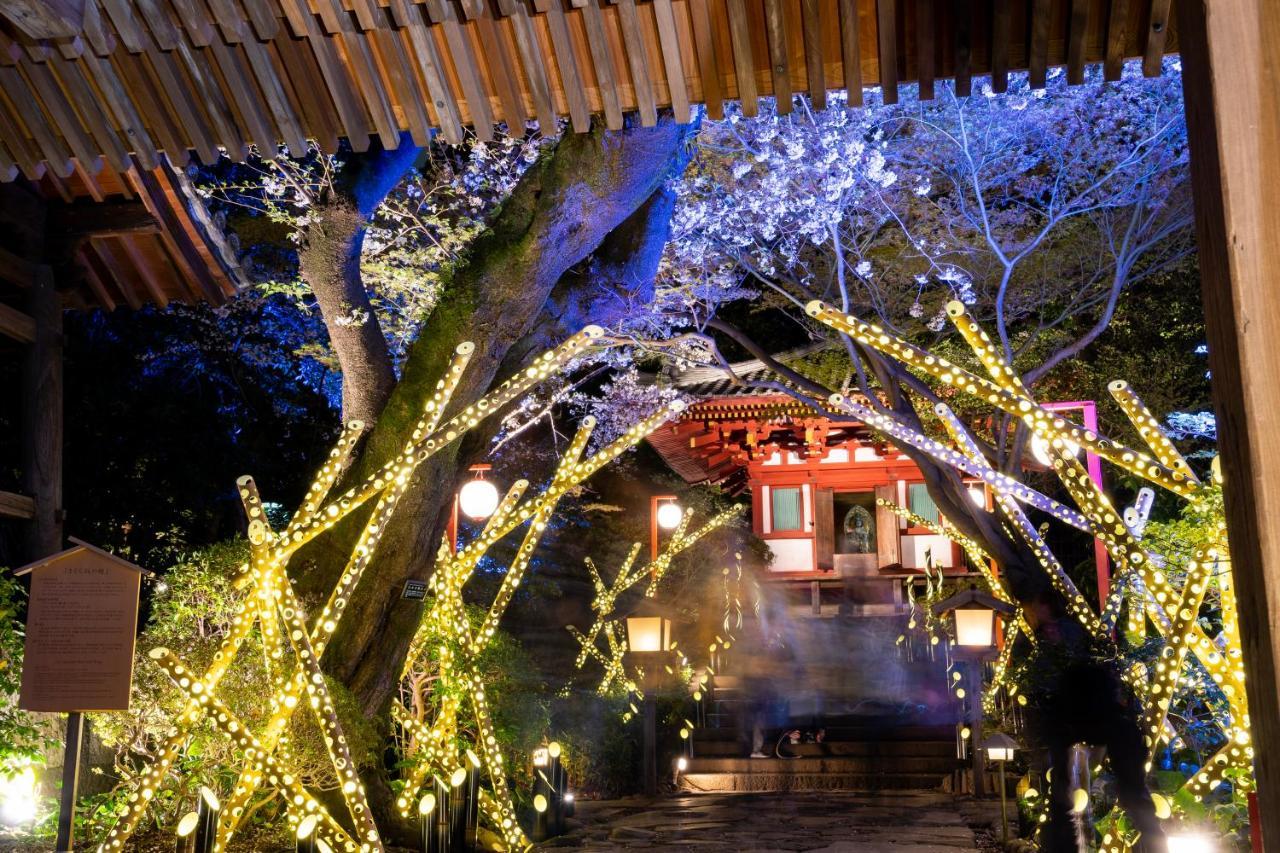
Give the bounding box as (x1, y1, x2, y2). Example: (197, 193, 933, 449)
(724, 0, 758, 115)
(1143, 0, 1172, 76)
(0, 0, 84, 39)
(800, 0, 825, 109)
(0, 302, 36, 343)
(651, 0, 691, 123)
(1066, 0, 1088, 84)
(1176, 0, 1280, 846)
(1027, 0, 1051, 88)
(0, 490, 35, 520)
(48, 201, 159, 238)
(687, 0, 723, 117)
(20, 266, 62, 555)
(915, 0, 934, 100)
(875, 0, 898, 104)
(763, 0, 791, 112)
(1104, 0, 1131, 81)
(990, 0, 1011, 92)
(837, 0, 862, 105)
(0, 244, 37, 286)
(953, 0, 972, 97)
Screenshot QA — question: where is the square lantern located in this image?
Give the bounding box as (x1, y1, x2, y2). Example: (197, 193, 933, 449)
(625, 614, 672, 653)
(931, 585, 1018, 652)
(981, 732, 1018, 763)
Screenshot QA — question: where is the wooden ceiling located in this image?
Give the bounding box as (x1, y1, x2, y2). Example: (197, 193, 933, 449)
(0, 0, 1178, 181)
(0, 158, 245, 311)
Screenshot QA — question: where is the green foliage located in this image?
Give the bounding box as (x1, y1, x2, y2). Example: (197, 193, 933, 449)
(398, 602, 549, 793)
(0, 577, 54, 775)
(90, 540, 379, 834)
(550, 693, 639, 798)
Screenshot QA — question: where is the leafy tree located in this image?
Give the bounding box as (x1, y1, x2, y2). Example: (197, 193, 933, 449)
(0, 577, 55, 775)
(57, 297, 338, 571)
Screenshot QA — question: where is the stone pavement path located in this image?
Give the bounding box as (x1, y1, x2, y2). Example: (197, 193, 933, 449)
(546, 791, 1003, 852)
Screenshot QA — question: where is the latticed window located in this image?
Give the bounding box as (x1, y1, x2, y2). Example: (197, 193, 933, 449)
(908, 483, 939, 525)
(771, 487, 803, 531)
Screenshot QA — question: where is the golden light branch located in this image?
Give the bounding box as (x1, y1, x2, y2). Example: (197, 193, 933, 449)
(97, 325, 684, 853)
(804, 298, 1252, 839)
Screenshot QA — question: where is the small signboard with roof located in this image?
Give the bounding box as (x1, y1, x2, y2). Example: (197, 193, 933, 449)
(16, 538, 150, 713)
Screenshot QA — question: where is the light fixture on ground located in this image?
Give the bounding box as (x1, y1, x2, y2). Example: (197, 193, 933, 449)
(458, 464, 500, 520)
(932, 587, 1017, 796)
(0, 763, 37, 828)
(980, 732, 1018, 844)
(1167, 833, 1215, 853)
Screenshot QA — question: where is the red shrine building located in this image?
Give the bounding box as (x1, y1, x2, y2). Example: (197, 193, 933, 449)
(647, 357, 973, 616)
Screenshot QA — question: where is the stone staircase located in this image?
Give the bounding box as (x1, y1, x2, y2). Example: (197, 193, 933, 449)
(680, 616, 960, 794)
(680, 721, 958, 793)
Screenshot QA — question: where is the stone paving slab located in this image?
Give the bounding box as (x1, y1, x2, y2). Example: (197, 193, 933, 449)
(549, 791, 1002, 852)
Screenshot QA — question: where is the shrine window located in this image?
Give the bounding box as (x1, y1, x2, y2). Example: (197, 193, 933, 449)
(771, 487, 803, 531)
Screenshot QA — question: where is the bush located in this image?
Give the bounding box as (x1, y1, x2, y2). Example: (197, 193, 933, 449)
(89, 540, 379, 837)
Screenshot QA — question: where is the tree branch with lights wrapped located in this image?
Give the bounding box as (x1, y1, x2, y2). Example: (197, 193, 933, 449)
(788, 297, 1249, 851)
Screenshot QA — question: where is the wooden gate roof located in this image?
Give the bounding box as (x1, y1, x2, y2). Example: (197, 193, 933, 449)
(0, 0, 1177, 181)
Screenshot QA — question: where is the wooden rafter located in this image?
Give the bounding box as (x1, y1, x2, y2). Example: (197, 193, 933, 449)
(0, 0, 1178, 182)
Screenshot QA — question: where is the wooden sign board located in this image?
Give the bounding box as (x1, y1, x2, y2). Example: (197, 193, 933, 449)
(16, 540, 147, 712)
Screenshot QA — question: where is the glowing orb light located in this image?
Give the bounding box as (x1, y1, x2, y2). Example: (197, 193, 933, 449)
(459, 478, 500, 520)
(656, 502, 684, 530)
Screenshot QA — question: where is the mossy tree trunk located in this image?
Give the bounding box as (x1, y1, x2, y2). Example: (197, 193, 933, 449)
(295, 137, 421, 426)
(287, 116, 696, 837)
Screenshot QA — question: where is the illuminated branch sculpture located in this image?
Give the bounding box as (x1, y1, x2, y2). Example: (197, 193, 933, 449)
(392, 403, 693, 849)
(802, 298, 1251, 839)
(96, 326, 666, 853)
(567, 507, 740, 698)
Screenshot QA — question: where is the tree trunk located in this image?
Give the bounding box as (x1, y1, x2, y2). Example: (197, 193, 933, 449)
(297, 117, 698, 728)
(296, 196, 398, 427)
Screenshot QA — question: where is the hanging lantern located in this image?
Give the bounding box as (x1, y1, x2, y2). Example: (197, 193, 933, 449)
(458, 466, 500, 520)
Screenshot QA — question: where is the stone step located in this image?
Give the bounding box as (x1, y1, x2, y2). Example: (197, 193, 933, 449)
(692, 739, 957, 758)
(677, 768, 949, 793)
(685, 756, 956, 774)
(695, 723, 956, 742)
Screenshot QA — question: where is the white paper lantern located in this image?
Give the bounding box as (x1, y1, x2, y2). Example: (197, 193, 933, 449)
(458, 478, 500, 520)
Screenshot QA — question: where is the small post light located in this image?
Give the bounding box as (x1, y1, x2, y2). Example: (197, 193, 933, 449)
(981, 733, 1018, 844)
(673, 755, 689, 785)
(563, 791, 575, 818)
(1167, 834, 1216, 853)
(448, 766, 468, 853)
(461, 749, 480, 851)
(418, 792, 437, 853)
(175, 811, 198, 853)
(531, 792, 549, 843)
(547, 741, 566, 836)
(458, 465, 500, 521)
(295, 814, 319, 853)
(194, 787, 220, 853)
